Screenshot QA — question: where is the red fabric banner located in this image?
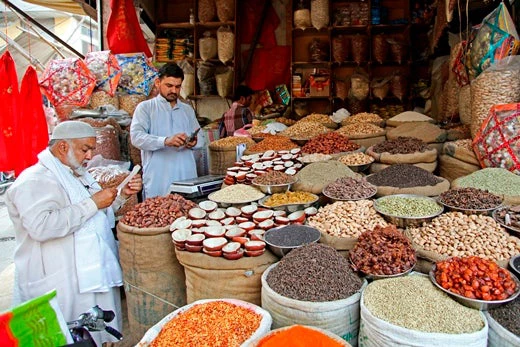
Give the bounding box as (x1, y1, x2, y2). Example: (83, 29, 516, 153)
(0, 51, 20, 173)
(239, 0, 280, 48)
(107, 0, 152, 57)
(243, 46, 291, 91)
(18, 67, 48, 175)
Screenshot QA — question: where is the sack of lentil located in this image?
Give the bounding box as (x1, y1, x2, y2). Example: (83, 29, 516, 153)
(310, 0, 329, 30)
(369, 161, 437, 174)
(386, 122, 447, 144)
(452, 168, 520, 205)
(199, 31, 218, 61)
(485, 307, 520, 347)
(89, 90, 119, 109)
(261, 250, 367, 346)
(137, 299, 272, 346)
(445, 124, 471, 141)
(217, 26, 235, 64)
(359, 274, 488, 347)
(470, 56, 520, 138)
(439, 154, 481, 183)
(386, 111, 435, 127)
(119, 93, 146, 116)
(443, 140, 480, 166)
(175, 250, 278, 306)
(366, 146, 438, 165)
(117, 222, 187, 345)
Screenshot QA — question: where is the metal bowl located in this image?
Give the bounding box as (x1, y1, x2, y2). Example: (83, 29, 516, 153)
(437, 198, 502, 216)
(322, 186, 377, 202)
(346, 162, 373, 173)
(207, 191, 265, 208)
(349, 257, 415, 280)
(264, 225, 321, 257)
(429, 265, 520, 310)
(373, 194, 444, 228)
(290, 137, 309, 146)
(493, 206, 520, 236)
(258, 193, 319, 213)
(510, 254, 520, 279)
(251, 179, 298, 195)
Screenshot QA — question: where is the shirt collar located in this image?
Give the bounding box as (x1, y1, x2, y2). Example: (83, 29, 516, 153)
(157, 94, 180, 110)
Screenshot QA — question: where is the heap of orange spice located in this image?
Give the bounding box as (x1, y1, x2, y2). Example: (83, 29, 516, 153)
(256, 325, 346, 347)
(435, 256, 517, 301)
(149, 301, 261, 347)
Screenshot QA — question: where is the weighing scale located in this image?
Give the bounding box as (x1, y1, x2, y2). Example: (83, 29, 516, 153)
(169, 175, 224, 199)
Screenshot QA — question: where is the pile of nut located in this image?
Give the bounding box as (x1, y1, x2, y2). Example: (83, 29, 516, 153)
(341, 112, 383, 125)
(350, 225, 416, 276)
(407, 212, 520, 262)
(281, 121, 331, 139)
(323, 177, 377, 200)
(336, 123, 385, 136)
(337, 152, 374, 166)
(252, 171, 296, 185)
(121, 194, 196, 228)
(298, 153, 332, 163)
(170, 200, 317, 260)
(307, 200, 388, 238)
(298, 113, 336, 127)
(302, 132, 360, 154)
(210, 136, 256, 149)
(223, 149, 302, 185)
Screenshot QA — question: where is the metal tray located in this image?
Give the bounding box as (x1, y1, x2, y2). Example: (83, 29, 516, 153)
(258, 193, 319, 213)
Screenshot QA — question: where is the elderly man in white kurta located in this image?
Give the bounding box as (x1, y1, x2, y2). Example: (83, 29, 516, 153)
(131, 63, 204, 199)
(5, 121, 142, 345)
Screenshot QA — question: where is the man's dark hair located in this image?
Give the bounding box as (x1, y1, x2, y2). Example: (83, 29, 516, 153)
(158, 63, 184, 80)
(232, 85, 254, 102)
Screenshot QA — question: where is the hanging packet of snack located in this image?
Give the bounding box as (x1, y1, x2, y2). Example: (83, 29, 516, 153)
(84, 50, 121, 96)
(39, 57, 96, 107)
(115, 53, 158, 96)
(473, 103, 520, 174)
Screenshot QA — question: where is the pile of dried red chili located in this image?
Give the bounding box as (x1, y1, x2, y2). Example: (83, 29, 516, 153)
(435, 256, 517, 301)
(149, 301, 262, 347)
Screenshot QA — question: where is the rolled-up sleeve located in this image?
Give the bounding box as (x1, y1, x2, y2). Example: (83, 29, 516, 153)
(130, 102, 167, 151)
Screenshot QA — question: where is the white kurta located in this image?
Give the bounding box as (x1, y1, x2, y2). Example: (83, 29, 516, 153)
(5, 163, 125, 344)
(130, 94, 204, 198)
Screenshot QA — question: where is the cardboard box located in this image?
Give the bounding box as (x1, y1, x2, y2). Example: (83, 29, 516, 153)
(309, 74, 330, 97)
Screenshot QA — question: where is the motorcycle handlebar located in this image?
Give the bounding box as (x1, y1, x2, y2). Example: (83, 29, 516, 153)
(101, 310, 115, 323)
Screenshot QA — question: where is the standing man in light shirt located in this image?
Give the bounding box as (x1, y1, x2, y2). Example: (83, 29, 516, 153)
(5, 121, 142, 345)
(131, 63, 204, 198)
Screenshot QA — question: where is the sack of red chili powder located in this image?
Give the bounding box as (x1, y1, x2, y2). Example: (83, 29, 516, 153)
(137, 299, 272, 347)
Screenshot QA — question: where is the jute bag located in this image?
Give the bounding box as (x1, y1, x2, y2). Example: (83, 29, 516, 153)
(366, 145, 437, 164)
(347, 132, 386, 149)
(369, 161, 437, 173)
(319, 233, 358, 258)
(439, 154, 480, 183)
(117, 222, 187, 345)
(386, 122, 447, 144)
(373, 176, 450, 197)
(209, 145, 238, 175)
(261, 263, 367, 346)
(176, 250, 278, 306)
(442, 141, 480, 166)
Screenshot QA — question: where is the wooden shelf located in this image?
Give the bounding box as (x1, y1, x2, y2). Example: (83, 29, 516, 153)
(158, 21, 236, 29)
(293, 96, 332, 100)
(188, 95, 230, 99)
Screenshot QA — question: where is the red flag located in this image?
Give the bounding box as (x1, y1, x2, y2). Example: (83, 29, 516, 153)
(0, 51, 20, 173)
(107, 0, 152, 57)
(18, 66, 48, 175)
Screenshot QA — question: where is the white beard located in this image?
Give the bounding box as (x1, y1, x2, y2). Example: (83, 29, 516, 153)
(66, 149, 88, 176)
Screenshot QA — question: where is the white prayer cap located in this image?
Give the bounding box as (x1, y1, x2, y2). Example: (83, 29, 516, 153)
(51, 121, 96, 140)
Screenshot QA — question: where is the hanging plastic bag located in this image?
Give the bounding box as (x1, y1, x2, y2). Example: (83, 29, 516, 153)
(311, 0, 329, 30)
(115, 53, 158, 96)
(39, 57, 96, 107)
(217, 26, 235, 63)
(349, 70, 369, 101)
(199, 31, 218, 61)
(84, 50, 121, 96)
(216, 0, 234, 22)
(178, 59, 195, 99)
(294, 0, 311, 29)
(198, 0, 216, 23)
(466, 3, 520, 80)
(216, 67, 234, 98)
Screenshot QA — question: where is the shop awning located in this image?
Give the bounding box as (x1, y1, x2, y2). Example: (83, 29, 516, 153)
(23, 0, 96, 19)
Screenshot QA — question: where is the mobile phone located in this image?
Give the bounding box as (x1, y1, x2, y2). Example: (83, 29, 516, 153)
(185, 127, 201, 144)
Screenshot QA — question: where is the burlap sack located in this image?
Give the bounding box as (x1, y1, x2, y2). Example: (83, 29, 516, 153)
(366, 146, 437, 164)
(175, 250, 278, 306)
(442, 142, 480, 166)
(117, 222, 186, 345)
(209, 146, 238, 175)
(438, 154, 480, 183)
(459, 85, 471, 125)
(373, 177, 450, 197)
(319, 233, 357, 259)
(451, 177, 520, 205)
(369, 161, 437, 173)
(386, 122, 447, 144)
